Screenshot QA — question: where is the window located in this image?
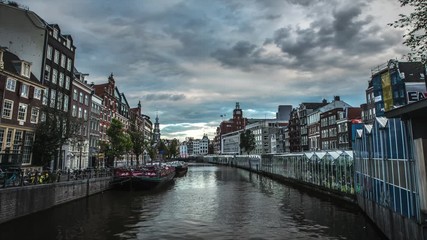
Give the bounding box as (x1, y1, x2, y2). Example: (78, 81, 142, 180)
(57, 92, 63, 110)
(42, 90, 48, 105)
(67, 58, 72, 71)
(30, 107, 39, 123)
(63, 95, 69, 112)
(21, 62, 31, 78)
(47, 45, 53, 60)
(52, 69, 58, 84)
(65, 76, 70, 90)
(84, 109, 88, 120)
(60, 54, 66, 68)
(18, 103, 27, 121)
(73, 89, 78, 100)
(50, 89, 56, 108)
(59, 72, 64, 87)
(6, 78, 16, 91)
(2, 100, 13, 119)
(84, 95, 89, 106)
(54, 49, 59, 64)
(44, 65, 51, 81)
(20, 84, 29, 98)
(78, 107, 82, 118)
(33, 88, 42, 100)
(79, 92, 83, 103)
(72, 105, 77, 117)
(53, 28, 58, 39)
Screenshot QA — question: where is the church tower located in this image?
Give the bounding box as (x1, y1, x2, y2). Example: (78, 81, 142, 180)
(233, 102, 244, 130)
(152, 112, 161, 144)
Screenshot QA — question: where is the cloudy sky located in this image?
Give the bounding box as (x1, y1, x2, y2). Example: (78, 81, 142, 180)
(18, 0, 410, 141)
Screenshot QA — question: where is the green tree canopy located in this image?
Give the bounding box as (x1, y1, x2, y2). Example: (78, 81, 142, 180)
(167, 139, 179, 159)
(32, 106, 82, 168)
(106, 119, 133, 166)
(389, 0, 427, 63)
(128, 125, 146, 166)
(240, 129, 256, 155)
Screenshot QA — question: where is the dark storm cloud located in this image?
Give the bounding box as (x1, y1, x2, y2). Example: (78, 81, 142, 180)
(212, 1, 403, 72)
(17, 0, 409, 140)
(211, 41, 258, 70)
(142, 93, 186, 102)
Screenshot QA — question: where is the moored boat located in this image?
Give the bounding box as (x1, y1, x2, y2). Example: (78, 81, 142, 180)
(168, 161, 188, 177)
(111, 168, 132, 189)
(131, 164, 175, 190)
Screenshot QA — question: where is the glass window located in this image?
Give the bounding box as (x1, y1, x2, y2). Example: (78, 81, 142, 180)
(73, 89, 78, 100)
(84, 109, 88, 120)
(42, 90, 48, 105)
(67, 58, 72, 71)
(60, 54, 66, 68)
(65, 76, 70, 90)
(30, 107, 39, 123)
(54, 49, 59, 64)
(18, 103, 27, 121)
(63, 95, 69, 112)
(78, 107, 82, 118)
(72, 105, 77, 117)
(33, 88, 42, 100)
(79, 92, 83, 103)
(52, 69, 58, 84)
(6, 78, 16, 91)
(84, 95, 89, 106)
(22, 62, 31, 78)
(2, 100, 13, 119)
(47, 45, 53, 60)
(59, 72, 64, 87)
(44, 65, 51, 81)
(50, 89, 56, 108)
(20, 84, 29, 98)
(57, 92, 63, 110)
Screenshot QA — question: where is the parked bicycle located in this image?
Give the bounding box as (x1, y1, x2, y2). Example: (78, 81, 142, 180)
(0, 167, 22, 187)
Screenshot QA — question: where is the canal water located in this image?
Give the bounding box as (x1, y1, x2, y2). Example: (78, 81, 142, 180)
(0, 166, 385, 240)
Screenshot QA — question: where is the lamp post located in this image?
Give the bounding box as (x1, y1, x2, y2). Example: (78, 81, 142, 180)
(78, 142, 83, 170)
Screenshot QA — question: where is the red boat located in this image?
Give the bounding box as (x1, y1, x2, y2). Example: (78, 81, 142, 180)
(112, 164, 175, 190)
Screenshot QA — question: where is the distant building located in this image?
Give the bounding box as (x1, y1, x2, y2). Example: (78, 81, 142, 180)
(214, 102, 247, 153)
(370, 60, 426, 119)
(289, 100, 328, 152)
(152, 113, 161, 145)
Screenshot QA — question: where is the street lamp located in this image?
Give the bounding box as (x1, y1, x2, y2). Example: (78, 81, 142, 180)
(77, 142, 83, 170)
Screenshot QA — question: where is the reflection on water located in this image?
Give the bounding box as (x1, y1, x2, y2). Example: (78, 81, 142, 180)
(0, 166, 385, 240)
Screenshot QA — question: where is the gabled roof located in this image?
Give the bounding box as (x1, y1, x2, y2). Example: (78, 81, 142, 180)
(2, 50, 40, 84)
(301, 102, 328, 110)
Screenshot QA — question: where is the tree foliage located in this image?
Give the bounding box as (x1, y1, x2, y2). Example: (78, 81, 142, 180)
(32, 106, 82, 168)
(389, 0, 427, 63)
(106, 119, 133, 166)
(128, 124, 146, 166)
(240, 129, 256, 155)
(167, 139, 179, 159)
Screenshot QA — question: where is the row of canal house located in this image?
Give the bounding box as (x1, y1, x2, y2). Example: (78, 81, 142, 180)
(0, 2, 153, 170)
(352, 60, 427, 240)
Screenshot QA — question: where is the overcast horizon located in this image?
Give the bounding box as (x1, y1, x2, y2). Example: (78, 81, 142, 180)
(16, 0, 411, 141)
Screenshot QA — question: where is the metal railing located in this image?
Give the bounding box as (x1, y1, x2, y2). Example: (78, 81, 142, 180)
(0, 168, 113, 188)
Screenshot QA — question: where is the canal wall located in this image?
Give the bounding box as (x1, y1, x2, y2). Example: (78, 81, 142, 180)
(0, 177, 112, 224)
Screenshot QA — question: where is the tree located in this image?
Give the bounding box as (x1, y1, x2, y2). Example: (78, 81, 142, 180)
(158, 140, 168, 160)
(389, 0, 427, 63)
(240, 129, 256, 155)
(128, 125, 146, 166)
(106, 119, 133, 167)
(32, 106, 82, 169)
(168, 139, 179, 159)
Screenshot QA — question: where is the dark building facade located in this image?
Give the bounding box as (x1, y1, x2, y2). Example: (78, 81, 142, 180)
(0, 49, 45, 166)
